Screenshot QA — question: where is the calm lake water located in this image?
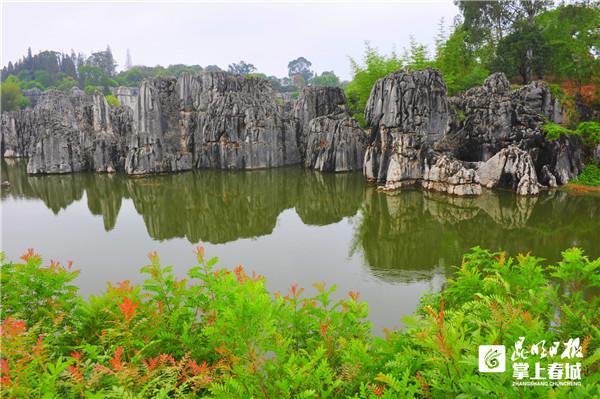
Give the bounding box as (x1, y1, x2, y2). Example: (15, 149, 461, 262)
(2, 159, 600, 332)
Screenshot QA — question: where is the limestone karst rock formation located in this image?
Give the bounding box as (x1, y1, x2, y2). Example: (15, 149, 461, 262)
(295, 86, 367, 172)
(363, 69, 583, 195)
(0, 69, 585, 196)
(293, 86, 346, 157)
(120, 72, 304, 174)
(363, 68, 479, 195)
(190, 72, 300, 170)
(304, 111, 367, 172)
(477, 146, 539, 196)
(363, 69, 450, 190)
(443, 72, 582, 186)
(1, 88, 127, 174)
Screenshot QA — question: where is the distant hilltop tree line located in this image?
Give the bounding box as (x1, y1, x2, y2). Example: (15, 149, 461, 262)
(0, 46, 344, 112)
(1, 1, 598, 120)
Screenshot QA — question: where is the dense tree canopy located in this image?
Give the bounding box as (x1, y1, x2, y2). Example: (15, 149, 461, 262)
(228, 60, 256, 75)
(434, 26, 489, 95)
(87, 47, 117, 77)
(310, 71, 341, 87)
(345, 44, 403, 125)
(0, 76, 30, 111)
(492, 20, 550, 83)
(537, 3, 600, 87)
(288, 57, 314, 87)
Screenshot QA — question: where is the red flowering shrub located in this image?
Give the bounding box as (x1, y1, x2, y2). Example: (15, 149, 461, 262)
(0, 247, 598, 397)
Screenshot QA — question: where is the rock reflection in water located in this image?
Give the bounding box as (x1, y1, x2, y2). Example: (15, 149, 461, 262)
(2, 160, 366, 244)
(3, 159, 599, 281)
(354, 187, 600, 281)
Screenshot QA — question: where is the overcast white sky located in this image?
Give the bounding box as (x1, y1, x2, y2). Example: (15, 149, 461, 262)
(2, 1, 460, 80)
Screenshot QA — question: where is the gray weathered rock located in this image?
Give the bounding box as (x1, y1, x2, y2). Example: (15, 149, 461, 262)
(293, 86, 346, 159)
(191, 72, 300, 170)
(512, 80, 562, 124)
(122, 72, 304, 174)
(125, 78, 194, 174)
(1, 112, 28, 157)
(304, 111, 367, 172)
(442, 73, 582, 185)
(26, 89, 126, 174)
(1, 68, 585, 194)
(422, 153, 481, 196)
(363, 68, 449, 187)
(363, 69, 581, 195)
(477, 146, 539, 195)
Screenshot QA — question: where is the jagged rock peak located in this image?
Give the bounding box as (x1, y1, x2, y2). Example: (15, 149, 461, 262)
(365, 67, 449, 139)
(482, 72, 511, 96)
(511, 80, 563, 123)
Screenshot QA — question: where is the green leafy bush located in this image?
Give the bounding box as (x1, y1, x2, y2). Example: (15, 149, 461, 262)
(570, 164, 600, 187)
(576, 122, 600, 147)
(543, 122, 600, 148)
(542, 122, 574, 141)
(1, 247, 598, 397)
(0, 77, 29, 112)
(105, 94, 121, 107)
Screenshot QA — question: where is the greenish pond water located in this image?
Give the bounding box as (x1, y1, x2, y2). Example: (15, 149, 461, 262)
(2, 159, 599, 332)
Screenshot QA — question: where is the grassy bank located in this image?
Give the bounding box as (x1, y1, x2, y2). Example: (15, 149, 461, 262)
(1, 247, 598, 398)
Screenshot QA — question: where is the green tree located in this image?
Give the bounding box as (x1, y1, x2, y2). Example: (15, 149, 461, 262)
(538, 3, 600, 90)
(1, 77, 29, 111)
(345, 43, 403, 125)
(87, 47, 117, 77)
(456, 0, 553, 83)
(492, 20, 550, 83)
(288, 57, 314, 86)
(79, 65, 117, 90)
(266, 75, 283, 91)
(455, 0, 514, 45)
(105, 94, 120, 107)
(310, 71, 341, 87)
(228, 60, 256, 75)
(115, 66, 147, 86)
(435, 25, 489, 95)
(54, 76, 79, 92)
(33, 70, 53, 88)
(404, 36, 434, 71)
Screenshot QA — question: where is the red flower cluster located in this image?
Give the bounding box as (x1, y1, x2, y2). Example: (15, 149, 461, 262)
(117, 297, 139, 322)
(1, 317, 26, 337)
(68, 352, 83, 382)
(110, 346, 124, 371)
(371, 384, 385, 397)
(0, 358, 10, 386)
(348, 290, 360, 302)
(19, 248, 37, 262)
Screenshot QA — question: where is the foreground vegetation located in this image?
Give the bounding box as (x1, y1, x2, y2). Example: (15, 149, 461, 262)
(569, 164, 600, 188)
(1, 246, 598, 398)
